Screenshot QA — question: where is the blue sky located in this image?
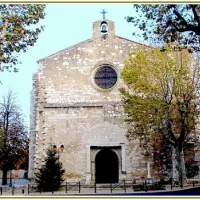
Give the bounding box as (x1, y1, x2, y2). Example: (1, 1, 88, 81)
(0, 4, 141, 128)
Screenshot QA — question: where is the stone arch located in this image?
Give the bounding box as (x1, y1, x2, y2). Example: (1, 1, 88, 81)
(95, 148, 119, 183)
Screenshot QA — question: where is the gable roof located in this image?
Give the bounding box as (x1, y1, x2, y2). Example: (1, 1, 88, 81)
(37, 38, 92, 63)
(37, 35, 151, 63)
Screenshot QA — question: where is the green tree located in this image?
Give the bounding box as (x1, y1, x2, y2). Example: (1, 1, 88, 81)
(0, 90, 29, 185)
(120, 45, 199, 182)
(35, 148, 65, 191)
(126, 5, 200, 50)
(0, 4, 46, 72)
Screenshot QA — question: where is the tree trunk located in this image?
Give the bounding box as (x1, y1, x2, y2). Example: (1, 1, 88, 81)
(2, 165, 7, 185)
(176, 147, 186, 185)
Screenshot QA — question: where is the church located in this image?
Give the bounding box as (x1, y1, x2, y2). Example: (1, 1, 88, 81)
(28, 12, 167, 183)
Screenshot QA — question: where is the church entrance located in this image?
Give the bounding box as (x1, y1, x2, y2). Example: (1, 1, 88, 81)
(95, 148, 119, 183)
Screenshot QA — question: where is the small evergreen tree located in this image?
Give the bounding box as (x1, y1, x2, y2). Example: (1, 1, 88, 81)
(35, 148, 65, 191)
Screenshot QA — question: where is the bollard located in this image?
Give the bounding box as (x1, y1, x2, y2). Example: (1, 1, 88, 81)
(28, 184, 29, 195)
(22, 188, 24, 194)
(0, 187, 2, 195)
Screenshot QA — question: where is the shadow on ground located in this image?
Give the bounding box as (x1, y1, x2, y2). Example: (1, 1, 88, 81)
(73, 187, 200, 196)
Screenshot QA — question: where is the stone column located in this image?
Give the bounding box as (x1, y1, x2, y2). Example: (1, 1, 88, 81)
(85, 145, 91, 183)
(147, 161, 151, 178)
(120, 143, 126, 173)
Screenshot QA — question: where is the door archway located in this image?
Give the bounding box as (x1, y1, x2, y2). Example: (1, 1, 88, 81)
(95, 148, 119, 183)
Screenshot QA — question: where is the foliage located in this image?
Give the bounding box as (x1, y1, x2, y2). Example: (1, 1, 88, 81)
(0, 90, 29, 185)
(151, 134, 172, 178)
(185, 159, 199, 178)
(35, 148, 65, 191)
(120, 45, 199, 180)
(0, 4, 46, 72)
(126, 5, 200, 50)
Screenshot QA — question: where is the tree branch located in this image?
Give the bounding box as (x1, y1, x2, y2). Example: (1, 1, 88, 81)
(191, 5, 200, 28)
(172, 7, 200, 35)
(173, 8, 189, 27)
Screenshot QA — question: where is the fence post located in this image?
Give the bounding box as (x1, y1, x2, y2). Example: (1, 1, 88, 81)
(124, 180, 126, 193)
(132, 179, 135, 191)
(40, 186, 41, 194)
(22, 187, 24, 194)
(94, 181, 96, 193)
(28, 184, 29, 195)
(145, 180, 147, 192)
(65, 182, 67, 193)
(170, 178, 173, 190)
(0, 187, 2, 195)
(78, 181, 81, 193)
(52, 183, 54, 194)
(180, 178, 183, 189)
(12, 186, 14, 195)
(110, 182, 112, 193)
(193, 181, 195, 187)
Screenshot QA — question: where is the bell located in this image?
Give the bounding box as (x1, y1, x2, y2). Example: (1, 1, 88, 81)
(101, 24, 107, 33)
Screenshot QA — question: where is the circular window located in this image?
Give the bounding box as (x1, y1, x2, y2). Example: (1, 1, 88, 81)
(94, 64, 117, 89)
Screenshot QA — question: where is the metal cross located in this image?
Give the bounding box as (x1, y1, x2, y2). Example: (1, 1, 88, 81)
(100, 9, 107, 19)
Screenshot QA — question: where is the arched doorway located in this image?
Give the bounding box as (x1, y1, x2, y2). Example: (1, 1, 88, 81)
(95, 149, 119, 183)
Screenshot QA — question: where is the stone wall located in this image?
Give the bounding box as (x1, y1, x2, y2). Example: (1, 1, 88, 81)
(29, 19, 149, 182)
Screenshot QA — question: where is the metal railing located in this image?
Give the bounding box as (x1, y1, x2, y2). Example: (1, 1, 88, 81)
(66, 181, 81, 193)
(0, 177, 200, 195)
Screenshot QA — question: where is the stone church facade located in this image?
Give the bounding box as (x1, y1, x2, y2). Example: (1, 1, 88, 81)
(28, 18, 155, 183)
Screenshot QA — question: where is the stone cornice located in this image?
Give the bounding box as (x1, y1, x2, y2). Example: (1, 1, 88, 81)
(44, 101, 123, 108)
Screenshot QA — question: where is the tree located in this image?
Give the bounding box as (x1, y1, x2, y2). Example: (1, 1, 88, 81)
(35, 148, 65, 191)
(0, 4, 46, 72)
(120, 45, 199, 182)
(0, 90, 29, 185)
(126, 5, 200, 50)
